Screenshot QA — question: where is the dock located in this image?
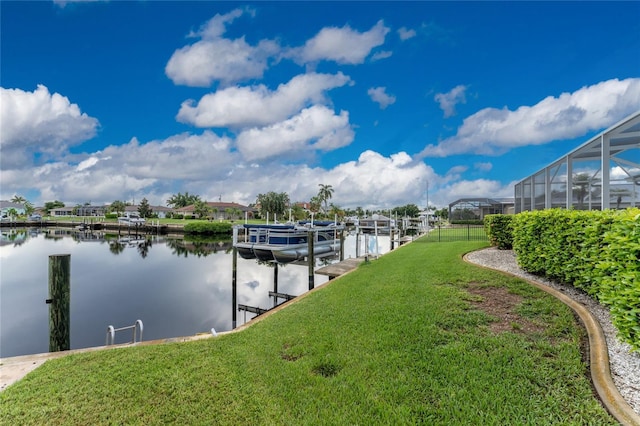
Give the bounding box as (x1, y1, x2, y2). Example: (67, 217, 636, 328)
(315, 257, 369, 279)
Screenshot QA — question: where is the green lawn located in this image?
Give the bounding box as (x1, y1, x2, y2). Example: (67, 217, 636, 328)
(0, 239, 615, 425)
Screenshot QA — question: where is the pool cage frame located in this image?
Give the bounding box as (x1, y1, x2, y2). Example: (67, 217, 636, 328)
(514, 111, 640, 213)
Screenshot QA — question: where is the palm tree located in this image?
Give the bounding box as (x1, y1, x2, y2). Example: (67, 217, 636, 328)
(11, 195, 27, 204)
(317, 184, 334, 216)
(167, 192, 201, 209)
(572, 173, 591, 208)
(328, 203, 344, 220)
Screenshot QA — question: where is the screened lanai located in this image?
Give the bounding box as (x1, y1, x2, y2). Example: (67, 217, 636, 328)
(448, 198, 514, 221)
(514, 110, 640, 213)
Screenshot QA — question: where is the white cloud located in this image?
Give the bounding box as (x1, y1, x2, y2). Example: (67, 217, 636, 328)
(611, 165, 640, 182)
(445, 165, 468, 181)
(0, 85, 99, 168)
(397, 27, 416, 41)
(440, 179, 511, 201)
(188, 8, 245, 39)
(0, 131, 239, 206)
(371, 50, 393, 61)
(288, 20, 390, 65)
(97, 132, 236, 180)
(474, 162, 493, 172)
(165, 9, 279, 87)
(434, 84, 467, 118)
(420, 78, 640, 157)
(323, 150, 433, 208)
(236, 106, 354, 161)
(368, 87, 396, 109)
(2, 135, 465, 209)
(76, 156, 100, 171)
(176, 72, 351, 128)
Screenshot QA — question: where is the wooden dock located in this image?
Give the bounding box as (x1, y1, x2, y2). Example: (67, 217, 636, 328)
(315, 257, 369, 279)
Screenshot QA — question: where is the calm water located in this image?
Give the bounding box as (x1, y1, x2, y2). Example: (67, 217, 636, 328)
(0, 227, 390, 358)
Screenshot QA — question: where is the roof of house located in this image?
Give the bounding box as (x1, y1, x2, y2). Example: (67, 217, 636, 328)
(176, 202, 252, 212)
(0, 201, 25, 209)
(124, 205, 173, 212)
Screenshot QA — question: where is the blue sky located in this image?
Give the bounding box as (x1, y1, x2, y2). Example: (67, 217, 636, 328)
(1, 1, 639, 210)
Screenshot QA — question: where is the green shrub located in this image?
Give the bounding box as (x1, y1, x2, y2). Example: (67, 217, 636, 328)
(484, 214, 513, 249)
(184, 221, 232, 235)
(105, 213, 118, 219)
(512, 208, 640, 351)
(595, 209, 640, 351)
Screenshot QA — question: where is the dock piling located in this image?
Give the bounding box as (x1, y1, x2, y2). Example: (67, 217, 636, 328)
(308, 230, 315, 290)
(48, 254, 71, 352)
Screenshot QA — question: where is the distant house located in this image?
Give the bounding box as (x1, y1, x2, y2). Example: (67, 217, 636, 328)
(294, 201, 311, 210)
(124, 205, 174, 219)
(50, 207, 75, 217)
(150, 205, 174, 219)
(124, 206, 175, 219)
(76, 205, 108, 216)
(176, 202, 255, 220)
(0, 201, 26, 218)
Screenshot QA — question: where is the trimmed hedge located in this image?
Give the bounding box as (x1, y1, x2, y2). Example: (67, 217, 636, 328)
(183, 221, 232, 235)
(484, 214, 513, 249)
(512, 208, 640, 351)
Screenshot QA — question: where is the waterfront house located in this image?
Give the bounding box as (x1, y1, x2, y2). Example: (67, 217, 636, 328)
(176, 202, 255, 220)
(0, 201, 26, 218)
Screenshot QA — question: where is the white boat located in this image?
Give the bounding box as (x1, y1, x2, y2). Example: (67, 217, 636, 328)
(117, 212, 146, 226)
(235, 221, 344, 263)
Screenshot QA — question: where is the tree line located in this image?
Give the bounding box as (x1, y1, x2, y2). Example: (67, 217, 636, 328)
(7, 182, 450, 221)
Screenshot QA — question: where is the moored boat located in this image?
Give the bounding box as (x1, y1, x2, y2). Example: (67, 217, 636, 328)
(118, 212, 146, 226)
(235, 221, 344, 263)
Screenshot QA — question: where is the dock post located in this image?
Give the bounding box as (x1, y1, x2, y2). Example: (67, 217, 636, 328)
(47, 254, 71, 352)
(339, 230, 345, 261)
(273, 263, 279, 306)
(374, 221, 379, 258)
(364, 234, 369, 263)
(232, 227, 238, 328)
(390, 228, 395, 251)
(308, 230, 315, 290)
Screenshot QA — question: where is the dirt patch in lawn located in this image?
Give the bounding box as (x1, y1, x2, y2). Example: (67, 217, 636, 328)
(467, 284, 545, 335)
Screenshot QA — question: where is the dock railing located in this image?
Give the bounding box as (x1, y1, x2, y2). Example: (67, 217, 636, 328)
(106, 319, 144, 345)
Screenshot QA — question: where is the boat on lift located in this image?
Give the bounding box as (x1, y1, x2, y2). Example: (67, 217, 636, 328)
(117, 211, 146, 226)
(235, 221, 344, 263)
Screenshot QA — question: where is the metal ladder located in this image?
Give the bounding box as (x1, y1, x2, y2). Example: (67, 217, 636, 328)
(106, 319, 143, 345)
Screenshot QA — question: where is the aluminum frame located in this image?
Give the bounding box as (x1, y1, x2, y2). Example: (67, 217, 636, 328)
(515, 111, 640, 213)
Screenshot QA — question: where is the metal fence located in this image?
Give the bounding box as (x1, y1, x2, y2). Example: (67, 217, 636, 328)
(421, 224, 488, 242)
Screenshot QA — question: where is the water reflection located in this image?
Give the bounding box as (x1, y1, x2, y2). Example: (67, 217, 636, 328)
(0, 227, 390, 358)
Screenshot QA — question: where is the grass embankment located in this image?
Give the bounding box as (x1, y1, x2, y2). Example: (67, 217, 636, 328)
(0, 240, 615, 425)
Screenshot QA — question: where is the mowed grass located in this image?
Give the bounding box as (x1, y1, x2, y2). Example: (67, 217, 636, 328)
(0, 240, 615, 425)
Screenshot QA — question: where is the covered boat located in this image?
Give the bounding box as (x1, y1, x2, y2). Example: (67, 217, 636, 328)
(118, 211, 146, 226)
(235, 221, 343, 263)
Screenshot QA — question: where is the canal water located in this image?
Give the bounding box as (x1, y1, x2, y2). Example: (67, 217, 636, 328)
(0, 227, 391, 358)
